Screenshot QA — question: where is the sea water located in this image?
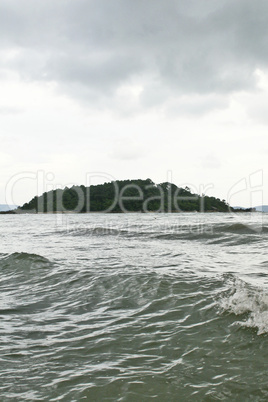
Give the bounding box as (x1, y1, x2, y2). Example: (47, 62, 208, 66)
(0, 213, 267, 401)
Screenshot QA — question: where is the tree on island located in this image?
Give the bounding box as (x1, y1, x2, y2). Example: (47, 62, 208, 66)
(18, 179, 232, 213)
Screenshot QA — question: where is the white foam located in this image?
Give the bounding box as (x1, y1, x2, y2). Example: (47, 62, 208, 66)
(219, 278, 268, 335)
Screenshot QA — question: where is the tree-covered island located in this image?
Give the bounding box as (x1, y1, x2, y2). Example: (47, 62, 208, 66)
(15, 178, 234, 213)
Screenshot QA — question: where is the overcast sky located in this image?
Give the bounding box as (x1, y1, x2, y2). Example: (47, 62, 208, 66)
(0, 0, 267, 207)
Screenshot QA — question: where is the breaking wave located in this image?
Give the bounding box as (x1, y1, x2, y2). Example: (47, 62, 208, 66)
(219, 277, 268, 335)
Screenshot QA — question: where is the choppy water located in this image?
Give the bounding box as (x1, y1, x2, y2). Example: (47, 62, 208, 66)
(0, 212, 268, 401)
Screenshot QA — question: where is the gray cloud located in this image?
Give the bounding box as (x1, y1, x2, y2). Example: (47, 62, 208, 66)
(165, 94, 229, 117)
(1, 0, 268, 112)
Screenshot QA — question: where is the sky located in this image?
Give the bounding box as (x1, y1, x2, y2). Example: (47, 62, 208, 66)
(0, 0, 267, 208)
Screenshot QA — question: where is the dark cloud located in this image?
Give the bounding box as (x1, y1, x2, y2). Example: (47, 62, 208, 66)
(1, 0, 268, 110)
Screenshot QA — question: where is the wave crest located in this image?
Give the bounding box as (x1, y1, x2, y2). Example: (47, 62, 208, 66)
(219, 278, 268, 335)
(0, 252, 52, 272)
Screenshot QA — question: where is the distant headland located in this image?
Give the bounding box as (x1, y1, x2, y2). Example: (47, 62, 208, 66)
(0, 179, 257, 214)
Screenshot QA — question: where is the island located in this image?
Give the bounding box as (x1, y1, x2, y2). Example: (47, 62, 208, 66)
(1, 178, 239, 214)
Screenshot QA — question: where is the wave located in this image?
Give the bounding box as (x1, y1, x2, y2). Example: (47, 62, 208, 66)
(61, 223, 268, 247)
(0, 252, 52, 273)
(215, 223, 268, 234)
(69, 227, 129, 237)
(0, 252, 55, 317)
(219, 277, 268, 335)
(0, 251, 51, 263)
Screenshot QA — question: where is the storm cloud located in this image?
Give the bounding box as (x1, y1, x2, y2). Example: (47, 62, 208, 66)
(1, 0, 268, 109)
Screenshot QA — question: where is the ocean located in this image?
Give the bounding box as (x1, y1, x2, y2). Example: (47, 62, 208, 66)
(0, 212, 267, 401)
